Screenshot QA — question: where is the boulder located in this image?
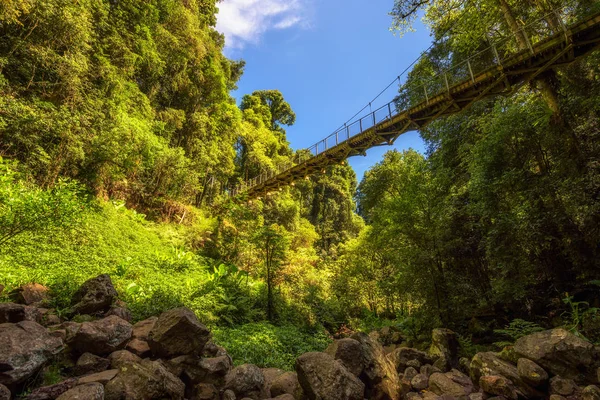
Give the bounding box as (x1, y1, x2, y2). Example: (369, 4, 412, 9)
(77, 369, 118, 385)
(295, 352, 365, 400)
(405, 366, 418, 380)
(272, 395, 294, 400)
(261, 368, 285, 395)
(479, 375, 518, 400)
(270, 372, 302, 399)
(148, 307, 210, 358)
(516, 358, 548, 387)
(428, 370, 474, 399)
(10, 283, 50, 305)
(56, 383, 104, 400)
(131, 316, 157, 340)
(126, 338, 151, 357)
(104, 360, 184, 400)
(549, 376, 577, 396)
(70, 275, 118, 316)
(23, 379, 79, 400)
(429, 329, 459, 370)
(222, 390, 236, 400)
(0, 384, 9, 400)
(0, 302, 41, 323)
(71, 315, 132, 355)
(411, 373, 429, 390)
(549, 396, 567, 400)
(351, 332, 401, 400)
(0, 321, 63, 385)
(202, 341, 228, 358)
(420, 364, 441, 377)
(105, 307, 132, 322)
(193, 383, 219, 400)
(107, 350, 141, 369)
(169, 355, 232, 387)
(470, 352, 543, 398)
(223, 364, 267, 400)
(74, 353, 110, 376)
(388, 347, 433, 373)
(514, 328, 595, 381)
(582, 385, 600, 400)
(325, 338, 364, 376)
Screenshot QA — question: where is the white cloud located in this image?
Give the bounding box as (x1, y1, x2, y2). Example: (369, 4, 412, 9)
(216, 0, 309, 49)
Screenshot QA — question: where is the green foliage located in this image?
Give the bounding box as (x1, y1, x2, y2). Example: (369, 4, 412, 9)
(0, 157, 85, 246)
(562, 294, 600, 342)
(212, 322, 332, 370)
(493, 319, 545, 348)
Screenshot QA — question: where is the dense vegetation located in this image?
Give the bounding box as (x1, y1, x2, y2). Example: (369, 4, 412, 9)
(1, 0, 600, 369)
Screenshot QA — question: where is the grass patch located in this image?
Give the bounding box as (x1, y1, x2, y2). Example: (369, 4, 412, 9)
(213, 322, 332, 370)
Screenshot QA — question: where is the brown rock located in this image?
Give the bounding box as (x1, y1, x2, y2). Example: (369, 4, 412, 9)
(11, 283, 50, 305)
(470, 352, 543, 398)
(582, 385, 600, 400)
(131, 316, 157, 340)
(428, 371, 474, 399)
(411, 373, 429, 391)
(148, 307, 210, 358)
(107, 350, 141, 369)
(430, 329, 459, 370)
(192, 383, 219, 400)
(420, 364, 441, 377)
(71, 316, 132, 356)
(549, 376, 577, 396)
(0, 384, 9, 400)
(479, 375, 518, 400)
(23, 379, 79, 400)
(105, 307, 132, 322)
(223, 364, 267, 400)
(295, 352, 364, 400)
(104, 360, 184, 400)
(516, 358, 548, 387)
(202, 341, 228, 357)
(325, 338, 364, 376)
(169, 355, 233, 387)
(262, 368, 285, 395)
(126, 338, 150, 357)
(56, 383, 104, 400)
(70, 275, 118, 316)
(74, 353, 110, 376)
(0, 321, 63, 385)
(0, 302, 41, 323)
(514, 328, 595, 381)
(222, 389, 236, 400)
(270, 372, 302, 399)
(388, 347, 433, 373)
(405, 366, 418, 381)
(77, 369, 118, 385)
(351, 332, 401, 400)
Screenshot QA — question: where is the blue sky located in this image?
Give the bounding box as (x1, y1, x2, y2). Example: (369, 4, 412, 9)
(216, 0, 432, 180)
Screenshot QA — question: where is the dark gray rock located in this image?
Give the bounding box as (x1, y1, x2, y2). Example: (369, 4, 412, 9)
(325, 338, 364, 376)
(351, 332, 401, 400)
(549, 376, 577, 396)
(70, 275, 118, 315)
(223, 364, 267, 400)
(516, 358, 548, 387)
(479, 375, 517, 400)
(56, 383, 104, 400)
(104, 360, 185, 400)
(148, 307, 210, 358)
(295, 352, 364, 400)
(0, 302, 41, 323)
(514, 328, 595, 381)
(0, 321, 63, 385)
(74, 353, 110, 376)
(70, 316, 132, 355)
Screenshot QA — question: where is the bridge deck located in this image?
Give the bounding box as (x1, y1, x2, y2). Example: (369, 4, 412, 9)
(234, 10, 600, 199)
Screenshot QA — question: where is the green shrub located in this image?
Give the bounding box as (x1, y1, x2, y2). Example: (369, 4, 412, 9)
(212, 322, 332, 370)
(493, 319, 544, 349)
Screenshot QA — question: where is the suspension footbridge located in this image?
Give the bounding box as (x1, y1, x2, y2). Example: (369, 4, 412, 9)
(231, 9, 600, 199)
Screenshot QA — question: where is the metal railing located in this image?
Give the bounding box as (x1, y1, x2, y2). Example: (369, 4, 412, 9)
(231, 6, 591, 197)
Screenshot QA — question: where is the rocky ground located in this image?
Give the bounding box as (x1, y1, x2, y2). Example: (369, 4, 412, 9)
(1, 275, 600, 400)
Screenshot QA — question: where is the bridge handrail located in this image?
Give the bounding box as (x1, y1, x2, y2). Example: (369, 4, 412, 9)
(232, 5, 594, 197)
